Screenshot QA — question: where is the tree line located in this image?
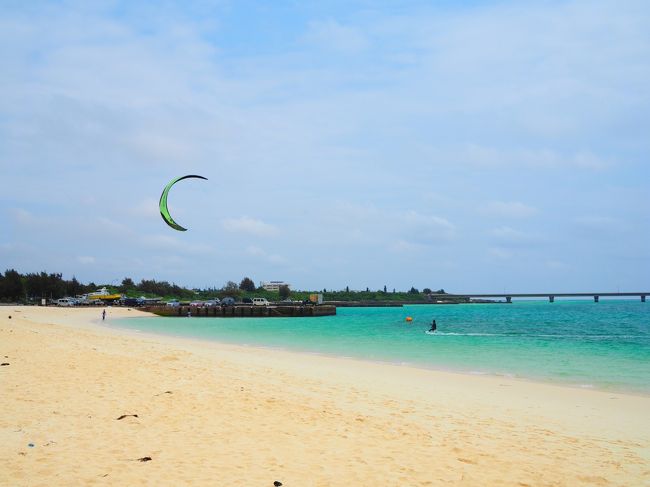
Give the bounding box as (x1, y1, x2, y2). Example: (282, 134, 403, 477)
(0, 270, 287, 302)
(0, 269, 95, 302)
(0, 268, 444, 303)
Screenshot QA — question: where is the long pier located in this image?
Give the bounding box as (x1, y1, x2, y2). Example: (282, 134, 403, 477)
(431, 292, 648, 303)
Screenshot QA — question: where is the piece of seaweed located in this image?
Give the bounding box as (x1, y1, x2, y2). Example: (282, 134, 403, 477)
(116, 414, 139, 420)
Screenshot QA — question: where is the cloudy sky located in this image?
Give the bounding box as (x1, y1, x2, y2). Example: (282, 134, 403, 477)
(1, 0, 649, 293)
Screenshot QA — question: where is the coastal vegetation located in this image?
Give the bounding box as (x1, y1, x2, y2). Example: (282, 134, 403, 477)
(0, 269, 446, 304)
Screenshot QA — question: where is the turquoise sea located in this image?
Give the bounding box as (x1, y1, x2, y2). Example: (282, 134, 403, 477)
(114, 300, 650, 394)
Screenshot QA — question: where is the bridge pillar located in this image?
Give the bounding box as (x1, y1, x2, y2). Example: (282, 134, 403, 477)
(594, 295, 599, 303)
(549, 295, 555, 303)
(642, 295, 647, 303)
(506, 296, 512, 303)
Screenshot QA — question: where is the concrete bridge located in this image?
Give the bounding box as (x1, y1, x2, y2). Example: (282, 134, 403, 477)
(431, 292, 648, 303)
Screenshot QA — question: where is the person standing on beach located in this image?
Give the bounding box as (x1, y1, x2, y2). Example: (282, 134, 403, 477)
(102, 309, 106, 321)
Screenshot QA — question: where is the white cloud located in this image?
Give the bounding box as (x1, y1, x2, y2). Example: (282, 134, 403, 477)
(545, 260, 567, 270)
(128, 132, 197, 164)
(489, 226, 542, 247)
(490, 226, 526, 239)
(129, 198, 160, 218)
(222, 217, 279, 237)
(390, 239, 426, 253)
(572, 216, 627, 240)
(268, 254, 286, 264)
(400, 210, 456, 243)
(481, 201, 538, 218)
(488, 247, 512, 260)
(320, 203, 456, 250)
(303, 20, 369, 53)
(139, 234, 213, 254)
(245, 245, 266, 257)
(77, 255, 95, 264)
(575, 216, 618, 229)
(459, 145, 610, 170)
(10, 208, 35, 224)
(245, 245, 286, 264)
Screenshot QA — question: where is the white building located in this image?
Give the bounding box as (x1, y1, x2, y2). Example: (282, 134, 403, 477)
(260, 281, 291, 292)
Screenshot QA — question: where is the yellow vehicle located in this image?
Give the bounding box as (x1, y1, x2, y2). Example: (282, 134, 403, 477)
(87, 287, 121, 302)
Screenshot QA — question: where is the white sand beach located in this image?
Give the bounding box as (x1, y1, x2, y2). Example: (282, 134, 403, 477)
(1, 306, 649, 486)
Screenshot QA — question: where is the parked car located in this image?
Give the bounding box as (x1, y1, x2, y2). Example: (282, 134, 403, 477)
(204, 299, 220, 306)
(121, 297, 141, 307)
(242, 297, 253, 304)
(190, 301, 204, 307)
(56, 298, 76, 307)
(221, 297, 236, 306)
(252, 297, 270, 306)
(166, 301, 180, 307)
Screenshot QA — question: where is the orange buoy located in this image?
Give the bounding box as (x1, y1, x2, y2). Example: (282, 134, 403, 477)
(405, 316, 413, 322)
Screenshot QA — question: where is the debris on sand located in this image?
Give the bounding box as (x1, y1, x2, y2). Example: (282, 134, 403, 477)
(116, 414, 139, 420)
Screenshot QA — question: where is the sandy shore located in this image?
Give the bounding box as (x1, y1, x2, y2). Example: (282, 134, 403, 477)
(1, 307, 648, 486)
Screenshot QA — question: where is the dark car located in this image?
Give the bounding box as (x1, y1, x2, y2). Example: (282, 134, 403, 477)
(242, 297, 253, 304)
(120, 298, 141, 307)
(221, 297, 236, 306)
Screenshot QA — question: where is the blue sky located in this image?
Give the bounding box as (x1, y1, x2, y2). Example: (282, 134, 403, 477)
(1, 0, 649, 292)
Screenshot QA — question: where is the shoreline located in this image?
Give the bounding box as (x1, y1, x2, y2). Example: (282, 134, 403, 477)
(108, 313, 650, 398)
(2, 306, 649, 485)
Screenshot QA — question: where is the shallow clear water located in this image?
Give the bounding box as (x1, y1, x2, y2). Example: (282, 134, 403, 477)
(114, 300, 650, 394)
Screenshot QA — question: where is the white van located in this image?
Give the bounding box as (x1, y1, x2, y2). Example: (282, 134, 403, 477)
(56, 298, 76, 307)
(252, 297, 270, 306)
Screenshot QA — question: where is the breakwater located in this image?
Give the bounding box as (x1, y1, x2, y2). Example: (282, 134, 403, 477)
(143, 304, 336, 318)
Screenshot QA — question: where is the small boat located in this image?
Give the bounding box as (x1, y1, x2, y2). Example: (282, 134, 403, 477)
(87, 287, 122, 302)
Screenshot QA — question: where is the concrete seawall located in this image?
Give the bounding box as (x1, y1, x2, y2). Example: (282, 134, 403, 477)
(143, 304, 336, 318)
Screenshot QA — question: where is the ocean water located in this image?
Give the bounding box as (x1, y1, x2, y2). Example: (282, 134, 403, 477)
(113, 300, 650, 394)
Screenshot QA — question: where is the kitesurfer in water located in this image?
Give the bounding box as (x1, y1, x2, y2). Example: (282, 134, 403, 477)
(429, 319, 437, 332)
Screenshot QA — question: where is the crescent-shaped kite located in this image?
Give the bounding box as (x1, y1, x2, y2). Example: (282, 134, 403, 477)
(159, 175, 208, 231)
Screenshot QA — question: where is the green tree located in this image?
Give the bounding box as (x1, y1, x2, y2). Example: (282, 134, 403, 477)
(222, 281, 241, 297)
(279, 285, 290, 300)
(120, 277, 135, 292)
(408, 287, 419, 294)
(2, 269, 25, 301)
(24, 272, 65, 299)
(383, 285, 387, 293)
(239, 277, 256, 292)
(66, 276, 84, 296)
(423, 288, 432, 294)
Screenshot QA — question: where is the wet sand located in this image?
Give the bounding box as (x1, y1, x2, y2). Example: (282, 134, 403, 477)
(1, 306, 648, 486)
